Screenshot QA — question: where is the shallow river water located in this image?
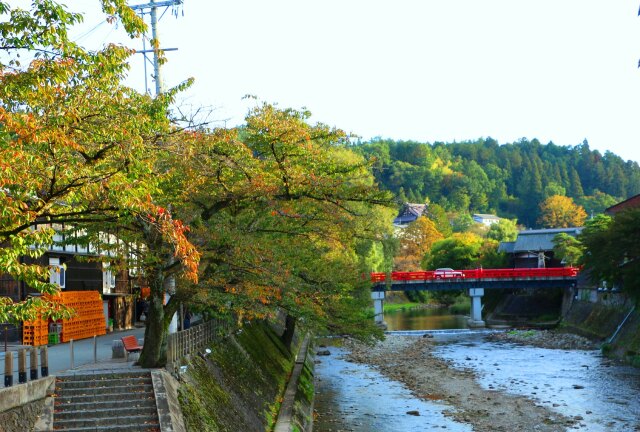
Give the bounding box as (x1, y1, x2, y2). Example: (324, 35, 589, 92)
(313, 308, 640, 432)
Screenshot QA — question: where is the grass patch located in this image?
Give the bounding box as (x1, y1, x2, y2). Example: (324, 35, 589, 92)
(448, 296, 470, 315)
(384, 302, 424, 313)
(507, 329, 537, 338)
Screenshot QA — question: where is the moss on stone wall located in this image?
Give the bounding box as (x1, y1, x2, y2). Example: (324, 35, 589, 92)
(178, 321, 295, 432)
(605, 309, 640, 365)
(561, 300, 629, 340)
(562, 299, 640, 366)
(291, 349, 315, 432)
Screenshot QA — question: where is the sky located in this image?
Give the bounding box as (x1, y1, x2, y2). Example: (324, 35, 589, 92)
(71, 1, 640, 163)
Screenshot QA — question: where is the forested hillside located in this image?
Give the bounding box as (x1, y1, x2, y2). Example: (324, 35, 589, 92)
(354, 138, 640, 227)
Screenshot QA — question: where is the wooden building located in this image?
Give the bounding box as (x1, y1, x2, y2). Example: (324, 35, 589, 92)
(498, 227, 582, 268)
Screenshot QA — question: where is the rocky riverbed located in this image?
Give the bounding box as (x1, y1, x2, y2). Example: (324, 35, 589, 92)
(341, 334, 581, 432)
(486, 329, 599, 350)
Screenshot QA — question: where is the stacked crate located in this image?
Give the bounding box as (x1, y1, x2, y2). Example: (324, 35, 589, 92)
(23, 319, 49, 346)
(46, 291, 107, 342)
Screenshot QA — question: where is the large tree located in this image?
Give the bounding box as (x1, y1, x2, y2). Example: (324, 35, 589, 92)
(423, 233, 484, 270)
(486, 218, 518, 242)
(538, 195, 587, 228)
(552, 232, 583, 267)
(0, 1, 199, 324)
(394, 216, 443, 271)
(129, 103, 395, 364)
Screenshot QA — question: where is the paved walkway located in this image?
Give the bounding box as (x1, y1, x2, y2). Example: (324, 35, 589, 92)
(46, 326, 146, 375)
(1, 326, 147, 382)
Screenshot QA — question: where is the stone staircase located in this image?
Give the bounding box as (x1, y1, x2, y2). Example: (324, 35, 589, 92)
(53, 371, 160, 431)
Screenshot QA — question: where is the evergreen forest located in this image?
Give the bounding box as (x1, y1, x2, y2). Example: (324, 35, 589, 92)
(354, 137, 640, 227)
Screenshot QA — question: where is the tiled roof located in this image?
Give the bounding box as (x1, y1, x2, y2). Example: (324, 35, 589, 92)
(498, 241, 515, 253)
(393, 203, 427, 225)
(510, 227, 582, 252)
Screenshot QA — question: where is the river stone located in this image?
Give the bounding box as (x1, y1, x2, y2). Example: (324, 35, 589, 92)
(406, 410, 420, 416)
(317, 350, 331, 356)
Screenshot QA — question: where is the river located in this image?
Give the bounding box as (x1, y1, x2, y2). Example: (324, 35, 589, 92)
(313, 307, 640, 431)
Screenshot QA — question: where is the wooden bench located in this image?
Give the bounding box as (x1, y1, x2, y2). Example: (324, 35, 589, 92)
(121, 335, 143, 361)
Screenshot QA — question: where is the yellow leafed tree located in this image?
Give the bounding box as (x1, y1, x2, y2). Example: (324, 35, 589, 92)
(538, 195, 587, 228)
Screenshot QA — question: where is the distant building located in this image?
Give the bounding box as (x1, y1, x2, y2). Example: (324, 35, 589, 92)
(604, 193, 640, 215)
(393, 203, 427, 228)
(472, 213, 501, 226)
(498, 227, 582, 268)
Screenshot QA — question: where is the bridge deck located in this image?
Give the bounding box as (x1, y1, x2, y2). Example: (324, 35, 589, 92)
(373, 277, 577, 292)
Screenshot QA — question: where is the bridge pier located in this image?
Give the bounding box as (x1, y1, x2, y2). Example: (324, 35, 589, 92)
(467, 288, 485, 328)
(371, 291, 387, 329)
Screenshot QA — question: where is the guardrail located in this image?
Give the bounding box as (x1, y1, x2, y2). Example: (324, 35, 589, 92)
(166, 318, 234, 374)
(371, 267, 580, 283)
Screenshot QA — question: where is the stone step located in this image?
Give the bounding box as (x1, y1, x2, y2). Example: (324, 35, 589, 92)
(55, 397, 157, 412)
(52, 426, 159, 432)
(55, 390, 153, 405)
(57, 371, 151, 378)
(55, 405, 158, 421)
(56, 376, 152, 389)
(55, 383, 155, 397)
(53, 371, 159, 431)
(53, 413, 159, 430)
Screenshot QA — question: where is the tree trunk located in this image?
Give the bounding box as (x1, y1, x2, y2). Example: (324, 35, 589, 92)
(280, 314, 296, 351)
(139, 277, 169, 368)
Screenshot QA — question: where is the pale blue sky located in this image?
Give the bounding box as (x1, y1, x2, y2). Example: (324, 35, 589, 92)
(73, 1, 640, 163)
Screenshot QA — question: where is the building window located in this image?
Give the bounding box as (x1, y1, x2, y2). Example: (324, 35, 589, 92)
(49, 257, 66, 289)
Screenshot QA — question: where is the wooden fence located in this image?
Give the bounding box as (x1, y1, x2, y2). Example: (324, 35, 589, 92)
(166, 319, 233, 373)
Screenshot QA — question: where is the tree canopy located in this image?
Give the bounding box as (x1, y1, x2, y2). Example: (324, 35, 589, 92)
(0, 0, 198, 324)
(580, 211, 640, 301)
(354, 138, 639, 228)
(538, 195, 587, 228)
(0, 2, 395, 366)
(394, 216, 443, 271)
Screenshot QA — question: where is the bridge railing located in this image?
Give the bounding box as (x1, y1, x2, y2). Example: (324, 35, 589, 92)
(370, 267, 579, 283)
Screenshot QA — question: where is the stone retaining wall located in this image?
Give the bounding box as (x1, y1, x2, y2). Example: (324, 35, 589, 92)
(0, 376, 55, 432)
(0, 398, 47, 432)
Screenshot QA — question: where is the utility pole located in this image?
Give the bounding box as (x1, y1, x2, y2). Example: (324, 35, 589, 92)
(130, 0, 183, 96)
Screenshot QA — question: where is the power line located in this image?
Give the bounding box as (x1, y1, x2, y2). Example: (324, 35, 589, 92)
(129, 0, 183, 96)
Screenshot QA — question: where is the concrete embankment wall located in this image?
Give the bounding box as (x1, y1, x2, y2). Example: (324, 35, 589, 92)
(0, 376, 54, 432)
(561, 298, 640, 366)
(178, 320, 314, 432)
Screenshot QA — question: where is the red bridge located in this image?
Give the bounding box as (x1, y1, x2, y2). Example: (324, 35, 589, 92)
(370, 267, 579, 284)
(368, 267, 580, 328)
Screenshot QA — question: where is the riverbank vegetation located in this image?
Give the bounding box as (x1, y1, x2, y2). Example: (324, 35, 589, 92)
(178, 321, 296, 431)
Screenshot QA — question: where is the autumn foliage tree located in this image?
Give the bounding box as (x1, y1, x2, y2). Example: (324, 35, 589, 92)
(1, 2, 395, 367)
(0, 0, 200, 355)
(423, 232, 484, 271)
(161, 104, 395, 352)
(394, 216, 443, 271)
(538, 195, 587, 228)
